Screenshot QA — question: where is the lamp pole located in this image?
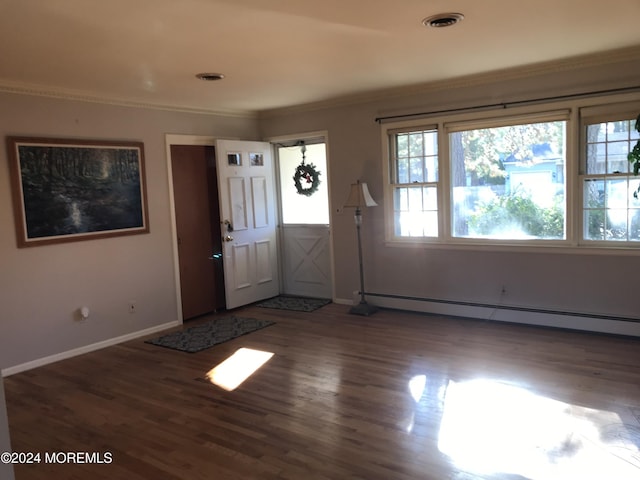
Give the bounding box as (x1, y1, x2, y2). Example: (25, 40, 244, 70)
(350, 205, 377, 316)
(355, 207, 365, 303)
(344, 180, 378, 316)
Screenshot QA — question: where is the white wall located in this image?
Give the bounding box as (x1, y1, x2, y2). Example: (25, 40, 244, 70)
(0, 92, 259, 372)
(259, 52, 640, 329)
(2, 52, 640, 377)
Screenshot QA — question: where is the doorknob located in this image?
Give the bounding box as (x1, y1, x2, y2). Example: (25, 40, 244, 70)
(223, 235, 234, 242)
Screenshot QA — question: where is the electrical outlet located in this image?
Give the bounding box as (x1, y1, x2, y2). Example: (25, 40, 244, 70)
(128, 301, 136, 314)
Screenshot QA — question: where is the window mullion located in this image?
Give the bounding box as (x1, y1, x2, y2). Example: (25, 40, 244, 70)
(439, 121, 451, 242)
(567, 107, 579, 245)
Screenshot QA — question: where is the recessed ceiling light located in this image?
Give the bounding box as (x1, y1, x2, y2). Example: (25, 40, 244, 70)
(196, 73, 225, 81)
(422, 13, 464, 28)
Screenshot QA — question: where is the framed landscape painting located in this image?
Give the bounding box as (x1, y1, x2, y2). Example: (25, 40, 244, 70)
(6, 137, 149, 247)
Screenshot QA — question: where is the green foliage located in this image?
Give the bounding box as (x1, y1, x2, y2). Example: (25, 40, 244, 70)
(456, 121, 565, 185)
(629, 113, 640, 198)
(469, 192, 564, 238)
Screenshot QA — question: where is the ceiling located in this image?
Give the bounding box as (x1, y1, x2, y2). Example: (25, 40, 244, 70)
(1, 0, 640, 115)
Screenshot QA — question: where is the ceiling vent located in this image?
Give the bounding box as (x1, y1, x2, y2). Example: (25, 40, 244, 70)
(422, 13, 464, 28)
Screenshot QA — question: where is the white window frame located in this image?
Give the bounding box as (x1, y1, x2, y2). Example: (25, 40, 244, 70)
(387, 125, 440, 238)
(579, 103, 640, 246)
(381, 94, 640, 253)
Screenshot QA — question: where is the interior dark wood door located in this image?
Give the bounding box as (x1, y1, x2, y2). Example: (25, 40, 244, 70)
(171, 145, 225, 319)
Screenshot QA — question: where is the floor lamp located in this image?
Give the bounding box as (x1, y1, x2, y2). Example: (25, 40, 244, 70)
(344, 180, 378, 316)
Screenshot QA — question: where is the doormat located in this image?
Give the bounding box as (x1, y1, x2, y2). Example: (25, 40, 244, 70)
(256, 295, 331, 312)
(145, 316, 275, 353)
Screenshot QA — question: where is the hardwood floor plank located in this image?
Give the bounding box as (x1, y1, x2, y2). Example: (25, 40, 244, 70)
(5, 304, 640, 479)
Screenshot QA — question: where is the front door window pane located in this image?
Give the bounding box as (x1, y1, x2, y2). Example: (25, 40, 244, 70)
(278, 143, 329, 224)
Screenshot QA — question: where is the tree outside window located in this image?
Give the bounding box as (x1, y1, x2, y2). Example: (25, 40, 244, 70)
(450, 120, 566, 240)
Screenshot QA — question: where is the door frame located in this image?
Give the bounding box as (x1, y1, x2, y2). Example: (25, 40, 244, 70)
(166, 134, 219, 323)
(267, 130, 336, 301)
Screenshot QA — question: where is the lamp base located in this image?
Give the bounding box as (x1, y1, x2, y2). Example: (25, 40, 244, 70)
(349, 301, 378, 316)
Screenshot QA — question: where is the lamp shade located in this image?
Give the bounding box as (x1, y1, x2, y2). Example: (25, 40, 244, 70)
(344, 181, 377, 208)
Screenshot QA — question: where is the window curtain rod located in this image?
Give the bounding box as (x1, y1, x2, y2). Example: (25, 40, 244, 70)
(374, 85, 640, 124)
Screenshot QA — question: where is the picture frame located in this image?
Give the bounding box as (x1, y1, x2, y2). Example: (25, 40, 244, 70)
(250, 152, 264, 166)
(227, 152, 242, 166)
(6, 136, 150, 247)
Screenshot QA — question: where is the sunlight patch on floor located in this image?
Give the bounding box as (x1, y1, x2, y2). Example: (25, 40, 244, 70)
(435, 378, 640, 479)
(408, 374, 427, 402)
(206, 348, 274, 391)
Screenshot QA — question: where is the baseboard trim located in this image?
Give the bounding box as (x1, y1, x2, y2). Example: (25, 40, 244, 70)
(365, 293, 640, 337)
(333, 297, 353, 306)
(1, 321, 181, 377)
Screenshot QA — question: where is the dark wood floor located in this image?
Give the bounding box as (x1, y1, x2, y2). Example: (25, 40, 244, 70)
(5, 304, 640, 479)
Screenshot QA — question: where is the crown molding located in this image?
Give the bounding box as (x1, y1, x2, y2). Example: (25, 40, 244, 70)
(2, 45, 639, 121)
(259, 45, 640, 119)
(0, 80, 257, 119)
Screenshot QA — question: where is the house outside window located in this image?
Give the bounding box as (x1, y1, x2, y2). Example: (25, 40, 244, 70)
(449, 118, 567, 241)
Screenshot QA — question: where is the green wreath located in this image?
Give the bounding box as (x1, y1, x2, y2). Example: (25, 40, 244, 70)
(293, 162, 321, 197)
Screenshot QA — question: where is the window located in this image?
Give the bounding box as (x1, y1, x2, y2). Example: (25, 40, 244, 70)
(450, 119, 567, 240)
(582, 116, 640, 242)
(384, 97, 640, 249)
(277, 142, 329, 224)
(389, 128, 439, 237)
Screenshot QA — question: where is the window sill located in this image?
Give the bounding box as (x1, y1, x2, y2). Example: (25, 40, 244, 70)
(384, 238, 640, 256)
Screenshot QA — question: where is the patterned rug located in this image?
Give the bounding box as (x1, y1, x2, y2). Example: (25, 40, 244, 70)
(145, 316, 275, 353)
(256, 295, 331, 312)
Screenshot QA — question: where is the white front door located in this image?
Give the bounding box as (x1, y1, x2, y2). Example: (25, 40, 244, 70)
(277, 141, 332, 299)
(216, 139, 279, 309)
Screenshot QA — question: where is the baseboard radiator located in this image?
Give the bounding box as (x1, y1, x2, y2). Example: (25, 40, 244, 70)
(364, 292, 640, 337)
